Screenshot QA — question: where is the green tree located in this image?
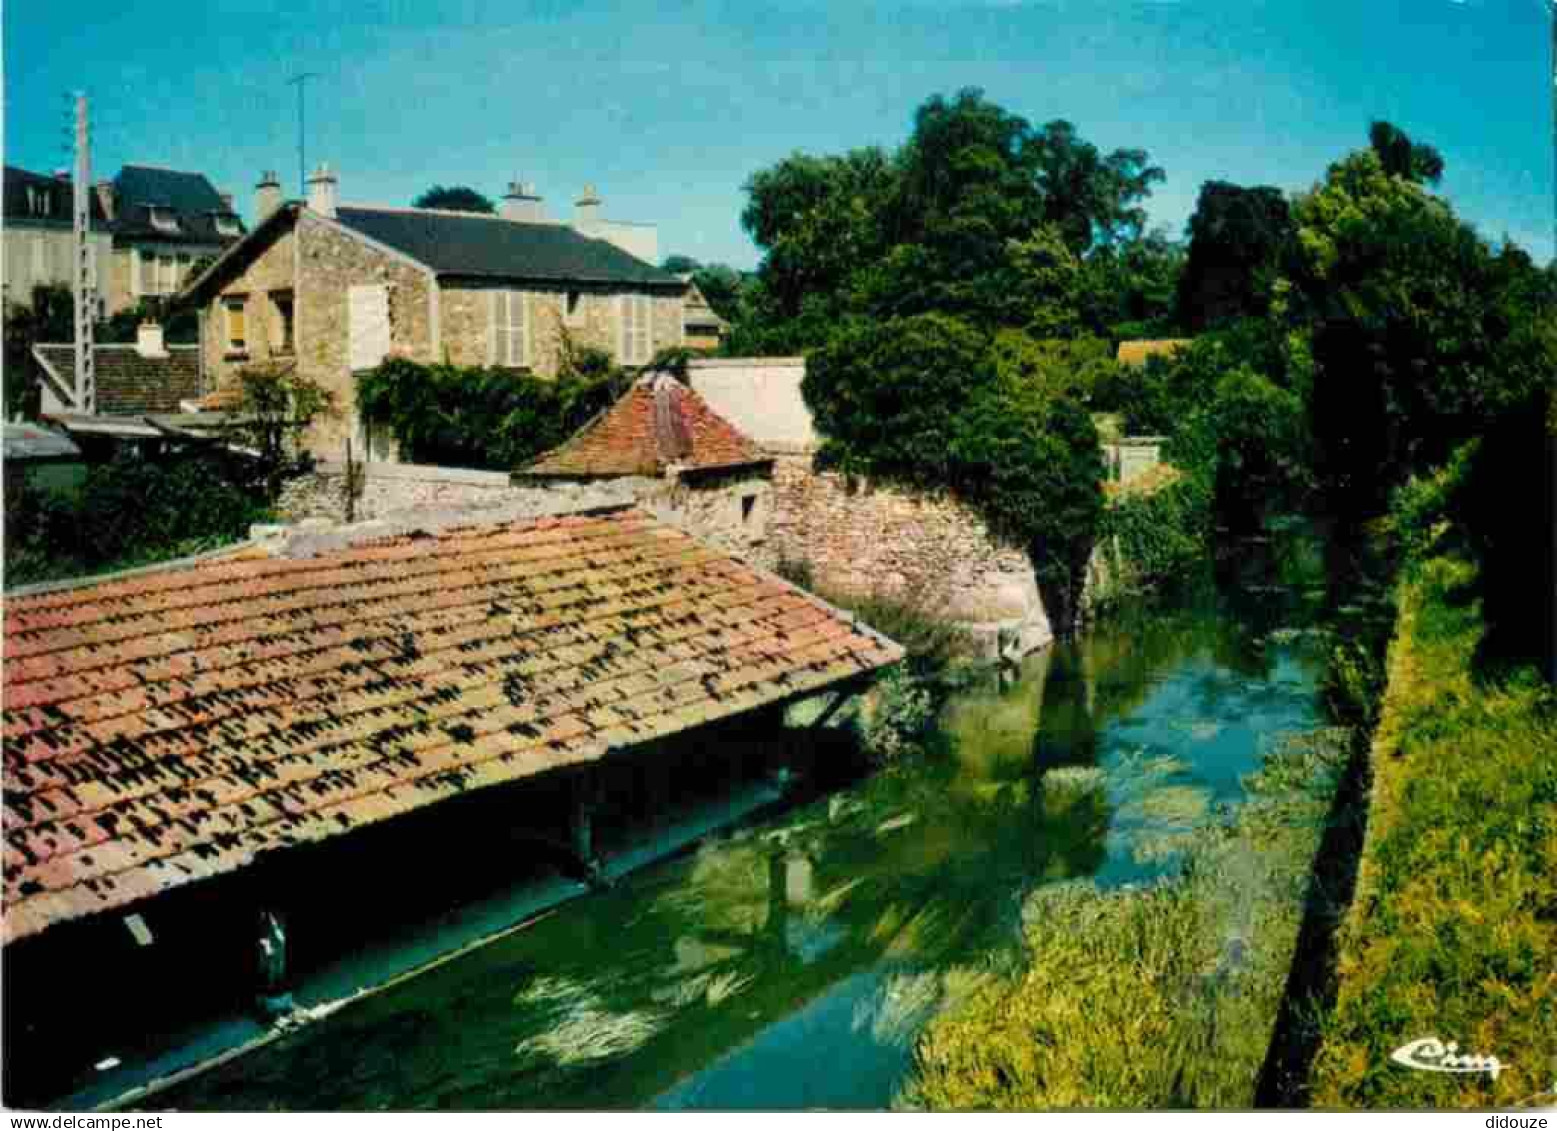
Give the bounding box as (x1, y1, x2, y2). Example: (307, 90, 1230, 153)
(1176, 182, 1294, 331)
(1368, 120, 1445, 185)
(1076, 229, 1185, 339)
(661, 254, 701, 274)
(3, 284, 73, 419)
(740, 147, 896, 323)
(1284, 149, 1536, 520)
(1028, 118, 1165, 254)
(412, 185, 495, 213)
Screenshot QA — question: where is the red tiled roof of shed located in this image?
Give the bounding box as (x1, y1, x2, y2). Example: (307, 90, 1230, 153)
(0, 508, 901, 945)
(519, 374, 768, 479)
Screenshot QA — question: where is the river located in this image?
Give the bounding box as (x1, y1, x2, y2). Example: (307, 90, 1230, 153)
(147, 553, 1328, 1112)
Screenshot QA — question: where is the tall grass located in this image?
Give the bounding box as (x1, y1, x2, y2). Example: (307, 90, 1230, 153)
(1308, 553, 1557, 1108)
(899, 728, 1350, 1109)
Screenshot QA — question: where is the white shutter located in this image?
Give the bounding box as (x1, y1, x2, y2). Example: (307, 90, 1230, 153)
(348, 284, 391, 371)
(132, 248, 144, 297)
(516, 293, 531, 367)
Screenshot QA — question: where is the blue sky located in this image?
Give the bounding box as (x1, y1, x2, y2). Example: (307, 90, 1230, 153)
(6, 0, 1552, 269)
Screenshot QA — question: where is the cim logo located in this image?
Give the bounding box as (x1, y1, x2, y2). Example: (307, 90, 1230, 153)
(1391, 1037, 1505, 1080)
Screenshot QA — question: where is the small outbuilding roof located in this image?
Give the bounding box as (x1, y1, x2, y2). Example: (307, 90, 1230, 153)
(0, 507, 901, 944)
(2, 423, 81, 463)
(33, 344, 203, 417)
(520, 374, 769, 480)
(1116, 339, 1193, 367)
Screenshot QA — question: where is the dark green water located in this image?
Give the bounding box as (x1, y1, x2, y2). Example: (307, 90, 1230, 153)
(151, 574, 1328, 1112)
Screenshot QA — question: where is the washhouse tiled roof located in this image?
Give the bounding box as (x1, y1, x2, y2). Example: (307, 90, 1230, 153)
(520, 375, 769, 479)
(1, 508, 902, 944)
(33, 344, 203, 416)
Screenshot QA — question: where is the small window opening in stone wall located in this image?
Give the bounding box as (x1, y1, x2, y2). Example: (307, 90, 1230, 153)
(741, 494, 757, 524)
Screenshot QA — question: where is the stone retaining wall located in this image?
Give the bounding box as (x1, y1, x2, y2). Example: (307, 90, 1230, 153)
(757, 453, 1052, 659)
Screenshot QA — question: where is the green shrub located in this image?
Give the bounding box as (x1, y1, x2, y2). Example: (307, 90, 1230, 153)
(5, 453, 271, 588)
(1095, 471, 1214, 605)
(356, 357, 629, 471)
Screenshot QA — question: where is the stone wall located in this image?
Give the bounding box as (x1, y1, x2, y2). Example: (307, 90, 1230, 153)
(758, 453, 1052, 659)
(275, 460, 771, 559)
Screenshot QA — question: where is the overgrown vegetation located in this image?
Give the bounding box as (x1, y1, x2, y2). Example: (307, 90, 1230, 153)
(1309, 552, 1557, 1108)
(355, 341, 631, 471)
(902, 728, 1353, 1109)
(4, 451, 274, 588)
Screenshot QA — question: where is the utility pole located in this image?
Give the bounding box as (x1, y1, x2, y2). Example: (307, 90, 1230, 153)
(289, 73, 320, 197)
(72, 92, 95, 415)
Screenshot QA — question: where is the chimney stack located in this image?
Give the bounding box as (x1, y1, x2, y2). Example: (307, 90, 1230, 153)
(575, 184, 602, 231)
(255, 170, 283, 223)
(500, 180, 544, 223)
(136, 320, 167, 359)
(306, 163, 337, 219)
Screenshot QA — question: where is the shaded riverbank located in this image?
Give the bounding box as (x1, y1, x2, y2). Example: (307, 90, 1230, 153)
(137, 541, 1333, 1112)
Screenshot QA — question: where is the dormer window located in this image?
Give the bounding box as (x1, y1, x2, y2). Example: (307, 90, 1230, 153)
(25, 187, 49, 217)
(149, 205, 179, 234)
(214, 213, 241, 237)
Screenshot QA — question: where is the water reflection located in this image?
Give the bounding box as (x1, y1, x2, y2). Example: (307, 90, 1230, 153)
(154, 579, 1325, 1113)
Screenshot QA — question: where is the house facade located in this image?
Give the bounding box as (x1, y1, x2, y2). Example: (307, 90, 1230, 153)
(2, 166, 111, 312)
(182, 167, 688, 457)
(1, 163, 243, 318)
(98, 164, 246, 315)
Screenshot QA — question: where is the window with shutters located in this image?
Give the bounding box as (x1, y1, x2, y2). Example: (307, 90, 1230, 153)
(223, 296, 248, 353)
(491, 290, 531, 368)
(618, 294, 651, 365)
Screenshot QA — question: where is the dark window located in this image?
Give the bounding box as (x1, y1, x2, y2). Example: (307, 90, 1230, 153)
(741, 495, 757, 524)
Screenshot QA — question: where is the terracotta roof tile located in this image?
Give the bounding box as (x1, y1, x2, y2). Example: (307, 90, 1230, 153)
(519, 374, 768, 479)
(0, 508, 901, 944)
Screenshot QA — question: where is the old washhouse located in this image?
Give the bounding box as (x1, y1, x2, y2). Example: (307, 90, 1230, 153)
(0, 504, 901, 1102)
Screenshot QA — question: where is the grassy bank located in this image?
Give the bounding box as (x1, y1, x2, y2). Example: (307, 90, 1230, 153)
(1309, 552, 1557, 1108)
(899, 727, 1351, 1109)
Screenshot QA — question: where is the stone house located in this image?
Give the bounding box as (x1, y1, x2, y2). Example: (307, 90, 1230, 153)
(96, 165, 246, 316)
(2, 165, 112, 313)
(179, 167, 689, 457)
(2, 163, 243, 320)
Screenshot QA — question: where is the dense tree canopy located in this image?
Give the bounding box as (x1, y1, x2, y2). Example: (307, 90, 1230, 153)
(1176, 182, 1294, 331)
(735, 89, 1171, 350)
(412, 185, 495, 214)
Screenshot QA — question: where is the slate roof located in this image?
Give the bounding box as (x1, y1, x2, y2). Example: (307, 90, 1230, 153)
(0, 508, 902, 944)
(1116, 339, 1193, 367)
(333, 206, 682, 286)
(520, 375, 770, 479)
(33, 344, 203, 416)
(3, 165, 108, 227)
(109, 165, 243, 246)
